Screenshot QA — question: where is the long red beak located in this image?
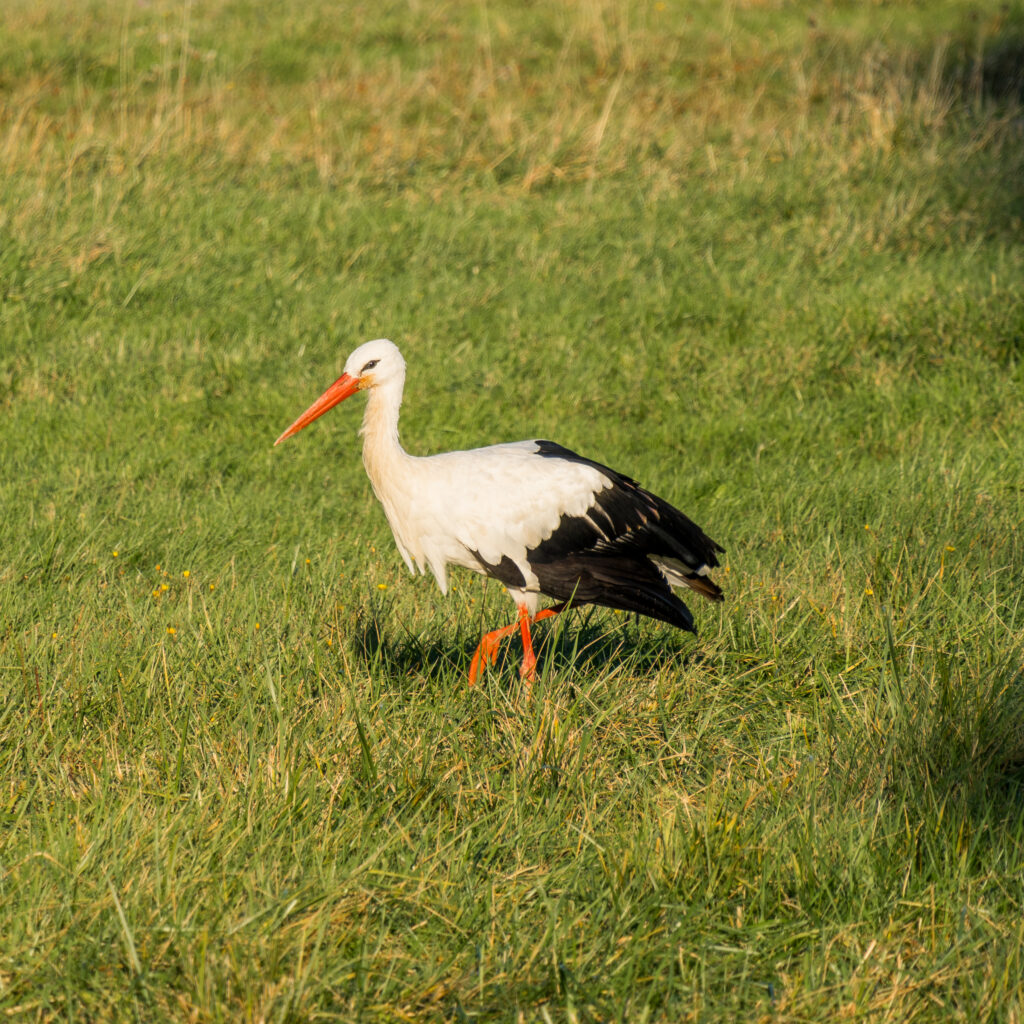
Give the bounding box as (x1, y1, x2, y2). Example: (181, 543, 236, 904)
(274, 372, 360, 445)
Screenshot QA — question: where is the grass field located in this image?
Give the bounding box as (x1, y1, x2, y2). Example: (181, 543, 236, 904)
(2, 0, 1024, 1020)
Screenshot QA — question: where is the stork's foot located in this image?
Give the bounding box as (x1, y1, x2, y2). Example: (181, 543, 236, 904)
(519, 651, 538, 682)
(468, 622, 517, 686)
(469, 603, 566, 687)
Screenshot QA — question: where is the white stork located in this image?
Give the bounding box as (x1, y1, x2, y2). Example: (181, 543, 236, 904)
(275, 339, 724, 684)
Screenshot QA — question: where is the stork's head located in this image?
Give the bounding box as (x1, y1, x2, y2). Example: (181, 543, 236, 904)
(274, 338, 405, 445)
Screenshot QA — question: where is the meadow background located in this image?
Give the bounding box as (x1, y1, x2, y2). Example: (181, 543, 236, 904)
(2, 0, 1024, 1020)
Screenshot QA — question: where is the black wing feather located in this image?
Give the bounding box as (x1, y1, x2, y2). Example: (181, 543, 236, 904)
(529, 440, 724, 631)
(531, 552, 697, 632)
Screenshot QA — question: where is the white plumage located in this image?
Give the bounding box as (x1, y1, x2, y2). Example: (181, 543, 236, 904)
(276, 338, 724, 684)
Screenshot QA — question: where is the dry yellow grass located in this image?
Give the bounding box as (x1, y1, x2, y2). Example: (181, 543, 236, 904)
(3, 0, 1013, 196)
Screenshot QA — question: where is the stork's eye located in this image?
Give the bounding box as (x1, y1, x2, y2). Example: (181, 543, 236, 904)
(360, 359, 380, 374)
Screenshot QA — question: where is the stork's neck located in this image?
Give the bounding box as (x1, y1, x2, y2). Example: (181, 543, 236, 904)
(359, 373, 412, 491)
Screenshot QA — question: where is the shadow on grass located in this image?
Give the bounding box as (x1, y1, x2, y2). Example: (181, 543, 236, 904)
(851, 648, 1024, 829)
(348, 603, 706, 689)
(942, 9, 1024, 104)
(927, 696, 1024, 825)
(939, 14, 1024, 244)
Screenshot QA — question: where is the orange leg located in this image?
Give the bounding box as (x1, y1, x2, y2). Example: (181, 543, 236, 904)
(468, 619, 519, 686)
(518, 606, 539, 681)
(469, 603, 565, 686)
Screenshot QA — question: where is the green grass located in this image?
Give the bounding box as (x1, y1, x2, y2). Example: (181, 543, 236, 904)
(2, 0, 1024, 1020)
